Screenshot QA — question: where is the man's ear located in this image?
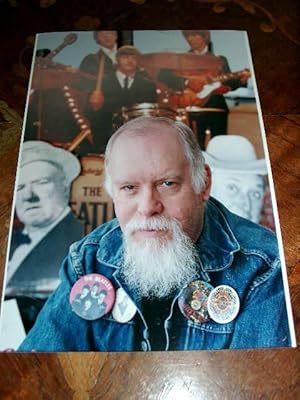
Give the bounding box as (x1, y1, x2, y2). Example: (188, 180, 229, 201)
(200, 164, 212, 201)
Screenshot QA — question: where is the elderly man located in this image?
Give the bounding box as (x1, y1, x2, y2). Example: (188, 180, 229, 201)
(18, 117, 290, 351)
(6, 141, 84, 330)
(204, 135, 267, 224)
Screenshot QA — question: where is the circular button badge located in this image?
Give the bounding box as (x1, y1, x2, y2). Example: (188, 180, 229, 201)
(207, 285, 240, 324)
(178, 280, 214, 323)
(69, 273, 115, 321)
(112, 288, 137, 323)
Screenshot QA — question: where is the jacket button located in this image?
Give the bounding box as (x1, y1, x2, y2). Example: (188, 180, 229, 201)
(141, 340, 148, 351)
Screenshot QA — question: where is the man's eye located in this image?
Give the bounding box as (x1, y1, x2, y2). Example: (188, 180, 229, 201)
(227, 184, 238, 194)
(250, 190, 262, 200)
(36, 179, 50, 185)
(162, 181, 175, 187)
(121, 185, 135, 191)
(17, 184, 25, 191)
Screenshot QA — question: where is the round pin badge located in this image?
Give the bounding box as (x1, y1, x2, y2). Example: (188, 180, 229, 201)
(69, 273, 115, 321)
(112, 288, 137, 323)
(178, 280, 214, 323)
(207, 285, 240, 324)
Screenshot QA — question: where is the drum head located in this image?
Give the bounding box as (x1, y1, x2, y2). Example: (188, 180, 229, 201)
(121, 103, 177, 121)
(185, 106, 225, 113)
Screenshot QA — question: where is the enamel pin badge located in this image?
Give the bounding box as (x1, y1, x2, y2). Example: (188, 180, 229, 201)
(69, 273, 115, 321)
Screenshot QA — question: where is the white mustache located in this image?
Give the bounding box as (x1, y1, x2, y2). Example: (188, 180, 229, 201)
(124, 216, 177, 235)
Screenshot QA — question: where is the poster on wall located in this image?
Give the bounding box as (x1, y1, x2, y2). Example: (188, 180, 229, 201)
(0, 30, 296, 351)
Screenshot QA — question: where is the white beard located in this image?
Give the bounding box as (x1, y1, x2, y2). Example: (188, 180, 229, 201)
(121, 216, 199, 298)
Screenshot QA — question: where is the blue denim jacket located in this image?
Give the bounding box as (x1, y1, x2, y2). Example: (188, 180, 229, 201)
(19, 198, 291, 351)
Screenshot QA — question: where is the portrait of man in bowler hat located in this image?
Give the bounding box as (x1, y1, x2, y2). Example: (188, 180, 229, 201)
(5, 140, 84, 330)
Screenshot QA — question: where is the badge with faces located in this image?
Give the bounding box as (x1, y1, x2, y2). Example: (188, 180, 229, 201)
(178, 280, 214, 323)
(112, 288, 137, 323)
(69, 273, 115, 321)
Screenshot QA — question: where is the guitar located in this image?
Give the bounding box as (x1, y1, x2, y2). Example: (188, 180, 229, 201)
(169, 68, 250, 108)
(193, 69, 251, 99)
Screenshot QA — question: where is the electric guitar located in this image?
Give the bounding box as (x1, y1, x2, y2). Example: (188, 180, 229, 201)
(169, 68, 251, 108)
(195, 68, 251, 99)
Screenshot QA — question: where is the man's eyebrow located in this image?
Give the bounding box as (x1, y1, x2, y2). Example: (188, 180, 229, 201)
(113, 173, 184, 182)
(223, 177, 265, 189)
(222, 176, 241, 182)
(18, 176, 50, 184)
(156, 174, 183, 181)
(113, 179, 138, 185)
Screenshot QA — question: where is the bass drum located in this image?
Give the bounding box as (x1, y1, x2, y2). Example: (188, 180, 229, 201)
(113, 102, 178, 129)
(71, 155, 114, 234)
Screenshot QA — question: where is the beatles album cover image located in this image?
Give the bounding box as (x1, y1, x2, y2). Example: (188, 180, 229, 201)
(0, 30, 295, 351)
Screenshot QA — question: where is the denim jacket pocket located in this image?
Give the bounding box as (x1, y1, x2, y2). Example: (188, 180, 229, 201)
(92, 315, 136, 351)
(175, 319, 235, 350)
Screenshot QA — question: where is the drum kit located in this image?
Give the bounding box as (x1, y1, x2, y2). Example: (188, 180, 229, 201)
(30, 38, 230, 233)
(31, 35, 228, 151)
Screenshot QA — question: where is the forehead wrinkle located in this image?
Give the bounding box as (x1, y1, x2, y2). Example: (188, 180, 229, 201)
(110, 127, 186, 160)
(19, 163, 65, 187)
(110, 134, 189, 184)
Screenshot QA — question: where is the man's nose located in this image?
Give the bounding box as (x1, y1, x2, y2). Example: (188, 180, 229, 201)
(237, 192, 251, 213)
(22, 185, 39, 202)
(137, 187, 163, 217)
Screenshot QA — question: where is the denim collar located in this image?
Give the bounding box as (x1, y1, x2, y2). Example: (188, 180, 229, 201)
(196, 198, 240, 273)
(96, 198, 240, 274)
